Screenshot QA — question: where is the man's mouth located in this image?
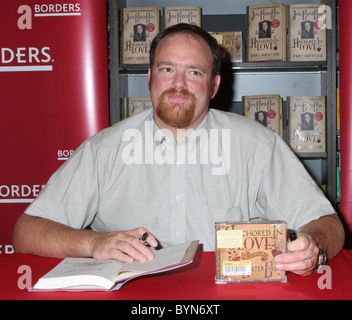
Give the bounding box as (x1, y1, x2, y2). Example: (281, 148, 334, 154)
(168, 92, 189, 102)
(166, 88, 192, 103)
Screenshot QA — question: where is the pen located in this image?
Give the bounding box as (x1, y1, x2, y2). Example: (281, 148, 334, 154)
(289, 231, 297, 241)
(140, 232, 148, 246)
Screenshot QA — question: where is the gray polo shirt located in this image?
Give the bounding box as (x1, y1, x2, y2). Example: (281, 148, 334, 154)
(25, 109, 335, 251)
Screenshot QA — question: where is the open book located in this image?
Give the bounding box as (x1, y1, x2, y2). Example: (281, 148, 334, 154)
(30, 240, 199, 292)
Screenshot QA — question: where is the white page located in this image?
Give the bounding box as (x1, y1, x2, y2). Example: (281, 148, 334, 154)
(117, 242, 190, 273)
(33, 241, 197, 290)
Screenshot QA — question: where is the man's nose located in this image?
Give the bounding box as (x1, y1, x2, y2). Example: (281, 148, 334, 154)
(172, 71, 187, 91)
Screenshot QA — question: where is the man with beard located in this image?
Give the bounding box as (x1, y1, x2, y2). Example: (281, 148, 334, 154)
(13, 24, 344, 276)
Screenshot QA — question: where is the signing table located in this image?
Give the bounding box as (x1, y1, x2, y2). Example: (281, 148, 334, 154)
(1, 251, 352, 300)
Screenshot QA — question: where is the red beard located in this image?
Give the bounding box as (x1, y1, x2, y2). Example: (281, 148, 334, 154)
(156, 88, 196, 128)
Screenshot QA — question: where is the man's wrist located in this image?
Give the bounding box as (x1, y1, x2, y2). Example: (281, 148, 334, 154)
(316, 243, 328, 271)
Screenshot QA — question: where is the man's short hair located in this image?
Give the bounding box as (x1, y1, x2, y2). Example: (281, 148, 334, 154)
(149, 23, 222, 79)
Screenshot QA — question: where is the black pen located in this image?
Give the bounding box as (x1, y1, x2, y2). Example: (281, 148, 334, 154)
(140, 232, 148, 246)
(289, 231, 297, 241)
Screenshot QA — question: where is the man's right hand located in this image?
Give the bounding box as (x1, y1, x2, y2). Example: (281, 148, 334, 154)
(13, 214, 158, 263)
(90, 228, 158, 263)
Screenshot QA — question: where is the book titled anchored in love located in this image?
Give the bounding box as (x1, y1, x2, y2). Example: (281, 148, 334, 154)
(30, 240, 199, 292)
(215, 221, 287, 283)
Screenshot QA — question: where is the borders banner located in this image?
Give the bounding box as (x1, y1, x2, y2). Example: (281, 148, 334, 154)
(340, 0, 352, 231)
(0, 0, 109, 251)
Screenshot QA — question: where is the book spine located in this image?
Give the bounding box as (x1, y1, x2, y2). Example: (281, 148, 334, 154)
(119, 8, 123, 65)
(287, 96, 291, 144)
(283, 4, 287, 61)
(245, 5, 250, 62)
(287, 5, 291, 62)
(162, 7, 166, 30)
(241, 96, 246, 116)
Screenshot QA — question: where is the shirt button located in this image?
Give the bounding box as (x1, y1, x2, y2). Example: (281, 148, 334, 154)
(175, 195, 180, 202)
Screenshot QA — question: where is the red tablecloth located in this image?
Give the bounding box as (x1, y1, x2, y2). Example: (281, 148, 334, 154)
(1, 250, 352, 300)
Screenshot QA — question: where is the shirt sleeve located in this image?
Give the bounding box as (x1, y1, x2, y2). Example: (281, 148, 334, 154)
(255, 134, 336, 230)
(25, 139, 100, 229)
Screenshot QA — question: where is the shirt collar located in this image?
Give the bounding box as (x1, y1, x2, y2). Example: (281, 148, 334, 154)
(151, 111, 211, 145)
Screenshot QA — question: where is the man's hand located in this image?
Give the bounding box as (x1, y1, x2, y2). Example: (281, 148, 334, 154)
(274, 233, 319, 276)
(90, 228, 159, 263)
(13, 214, 160, 262)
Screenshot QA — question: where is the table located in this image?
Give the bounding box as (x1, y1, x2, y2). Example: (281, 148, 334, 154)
(1, 250, 352, 301)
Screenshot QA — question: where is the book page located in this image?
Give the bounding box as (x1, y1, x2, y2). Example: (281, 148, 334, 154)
(34, 258, 124, 289)
(32, 240, 198, 290)
(113, 241, 196, 282)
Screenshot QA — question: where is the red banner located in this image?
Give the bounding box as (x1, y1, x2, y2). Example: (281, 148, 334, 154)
(340, 0, 352, 232)
(0, 0, 109, 253)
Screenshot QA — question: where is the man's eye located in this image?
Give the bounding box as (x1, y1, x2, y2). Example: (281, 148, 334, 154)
(161, 67, 173, 73)
(189, 70, 202, 76)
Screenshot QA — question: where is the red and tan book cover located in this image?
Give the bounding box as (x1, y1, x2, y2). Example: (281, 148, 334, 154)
(120, 7, 160, 64)
(287, 4, 326, 62)
(287, 96, 326, 153)
(246, 3, 287, 62)
(215, 221, 287, 283)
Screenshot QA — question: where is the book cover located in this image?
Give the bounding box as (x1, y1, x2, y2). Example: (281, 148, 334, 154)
(287, 96, 326, 153)
(287, 4, 326, 62)
(246, 3, 287, 62)
(121, 97, 153, 120)
(242, 94, 283, 138)
(120, 7, 160, 64)
(210, 31, 243, 63)
(162, 6, 202, 29)
(215, 221, 287, 283)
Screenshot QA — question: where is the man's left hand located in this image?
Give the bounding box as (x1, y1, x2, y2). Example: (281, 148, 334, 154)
(274, 233, 319, 276)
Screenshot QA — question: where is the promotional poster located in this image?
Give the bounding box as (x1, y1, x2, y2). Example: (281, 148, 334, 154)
(0, 0, 109, 253)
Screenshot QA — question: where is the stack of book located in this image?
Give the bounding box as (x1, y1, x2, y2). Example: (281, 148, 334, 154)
(119, 3, 327, 64)
(120, 6, 201, 65)
(242, 94, 326, 154)
(246, 3, 327, 62)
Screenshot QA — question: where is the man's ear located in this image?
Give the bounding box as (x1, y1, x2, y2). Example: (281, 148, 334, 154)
(210, 74, 221, 99)
(147, 68, 152, 90)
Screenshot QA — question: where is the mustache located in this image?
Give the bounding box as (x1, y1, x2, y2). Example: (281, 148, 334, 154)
(161, 88, 196, 100)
